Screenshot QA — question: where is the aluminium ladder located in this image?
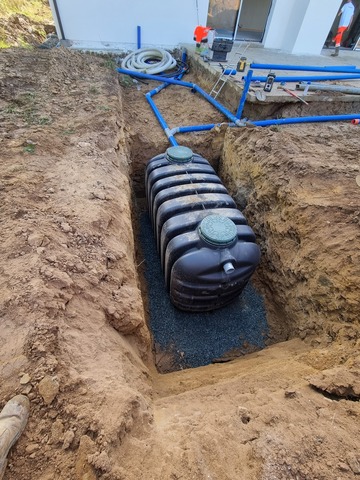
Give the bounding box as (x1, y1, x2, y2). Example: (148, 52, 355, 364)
(209, 43, 250, 99)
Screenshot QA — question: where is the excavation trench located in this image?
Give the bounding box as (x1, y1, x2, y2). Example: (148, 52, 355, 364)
(1, 49, 360, 480)
(123, 67, 360, 375)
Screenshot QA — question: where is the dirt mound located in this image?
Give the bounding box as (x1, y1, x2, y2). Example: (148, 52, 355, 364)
(0, 13, 54, 48)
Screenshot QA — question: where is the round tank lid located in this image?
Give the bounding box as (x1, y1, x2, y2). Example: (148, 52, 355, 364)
(199, 215, 237, 246)
(166, 146, 193, 164)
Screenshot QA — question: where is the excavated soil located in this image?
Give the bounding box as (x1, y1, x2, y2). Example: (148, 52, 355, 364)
(0, 48, 360, 480)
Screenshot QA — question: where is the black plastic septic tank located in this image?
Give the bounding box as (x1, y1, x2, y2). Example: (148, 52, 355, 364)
(145, 145, 260, 312)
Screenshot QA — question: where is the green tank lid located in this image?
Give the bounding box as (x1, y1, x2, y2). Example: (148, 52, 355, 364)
(166, 146, 193, 164)
(199, 215, 237, 246)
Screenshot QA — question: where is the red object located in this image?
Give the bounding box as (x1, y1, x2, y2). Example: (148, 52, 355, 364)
(281, 86, 309, 105)
(193, 26, 212, 43)
(333, 26, 347, 47)
(351, 119, 360, 124)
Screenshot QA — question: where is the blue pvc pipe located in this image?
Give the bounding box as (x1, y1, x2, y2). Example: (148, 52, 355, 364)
(236, 69, 253, 119)
(178, 124, 216, 133)
(118, 69, 242, 125)
(249, 74, 360, 82)
(176, 123, 235, 134)
(192, 84, 242, 125)
(223, 69, 237, 76)
(250, 63, 360, 74)
(137, 26, 141, 49)
(324, 65, 356, 70)
(117, 68, 194, 88)
(140, 51, 189, 147)
(145, 92, 178, 146)
(252, 113, 360, 127)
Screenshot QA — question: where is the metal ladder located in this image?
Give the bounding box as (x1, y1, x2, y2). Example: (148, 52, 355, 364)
(209, 68, 236, 99)
(209, 43, 250, 99)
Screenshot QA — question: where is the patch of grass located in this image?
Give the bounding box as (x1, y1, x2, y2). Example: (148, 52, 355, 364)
(98, 105, 111, 112)
(38, 116, 51, 125)
(23, 108, 37, 124)
(18, 36, 35, 49)
(270, 125, 282, 132)
(0, 0, 52, 49)
(118, 75, 133, 88)
(89, 86, 100, 95)
(23, 143, 36, 154)
(62, 127, 76, 135)
(0, 0, 52, 23)
(23, 92, 36, 101)
(0, 39, 10, 48)
(102, 58, 116, 70)
(3, 103, 19, 114)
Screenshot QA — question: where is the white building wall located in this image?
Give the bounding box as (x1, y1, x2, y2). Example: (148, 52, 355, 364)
(50, 0, 343, 56)
(263, 0, 342, 55)
(49, 0, 209, 50)
(291, 0, 342, 55)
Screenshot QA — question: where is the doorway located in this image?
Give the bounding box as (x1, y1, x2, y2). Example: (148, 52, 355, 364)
(207, 0, 273, 42)
(326, 0, 360, 49)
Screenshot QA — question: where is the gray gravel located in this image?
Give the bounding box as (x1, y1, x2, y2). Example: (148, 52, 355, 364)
(139, 211, 268, 371)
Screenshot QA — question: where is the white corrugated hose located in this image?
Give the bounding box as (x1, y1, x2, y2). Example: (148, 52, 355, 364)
(121, 48, 177, 75)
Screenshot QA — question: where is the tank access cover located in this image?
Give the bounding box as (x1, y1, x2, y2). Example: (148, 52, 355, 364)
(166, 145, 194, 164)
(199, 215, 237, 246)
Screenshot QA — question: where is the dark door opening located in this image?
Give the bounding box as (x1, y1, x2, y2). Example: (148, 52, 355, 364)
(207, 0, 273, 42)
(326, 0, 360, 49)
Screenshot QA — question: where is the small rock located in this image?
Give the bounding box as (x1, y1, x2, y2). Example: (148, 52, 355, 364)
(347, 453, 360, 474)
(21, 384, 32, 395)
(87, 451, 111, 472)
(60, 222, 72, 233)
(237, 406, 251, 424)
(25, 443, 40, 454)
(62, 430, 75, 450)
(106, 305, 117, 316)
(51, 419, 64, 444)
(91, 191, 107, 200)
(27, 233, 44, 247)
(48, 409, 58, 419)
(20, 373, 31, 385)
(38, 375, 60, 405)
(284, 390, 297, 399)
(75, 435, 97, 480)
(338, 462, 350, 472)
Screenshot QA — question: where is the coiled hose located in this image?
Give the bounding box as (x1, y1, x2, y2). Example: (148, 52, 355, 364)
(121, 48, 177, 75)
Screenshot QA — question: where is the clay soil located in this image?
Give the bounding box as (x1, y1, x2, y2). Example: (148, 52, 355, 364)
(1, 48, 360, 480)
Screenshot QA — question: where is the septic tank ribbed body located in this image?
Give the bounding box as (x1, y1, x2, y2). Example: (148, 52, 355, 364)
(145, 146, 260, 312)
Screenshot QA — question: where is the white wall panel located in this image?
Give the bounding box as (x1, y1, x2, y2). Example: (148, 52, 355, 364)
(263, 0, 342, 55)
(49, 0, 209, 49)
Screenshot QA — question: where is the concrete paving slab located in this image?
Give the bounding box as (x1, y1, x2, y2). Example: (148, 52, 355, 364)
(183, 42, 360, 105)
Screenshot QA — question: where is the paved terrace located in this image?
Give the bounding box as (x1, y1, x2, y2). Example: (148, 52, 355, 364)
(183, 42, 360, 106)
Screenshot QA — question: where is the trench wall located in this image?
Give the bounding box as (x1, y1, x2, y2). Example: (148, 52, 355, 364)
(219, 126, 360, 345)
